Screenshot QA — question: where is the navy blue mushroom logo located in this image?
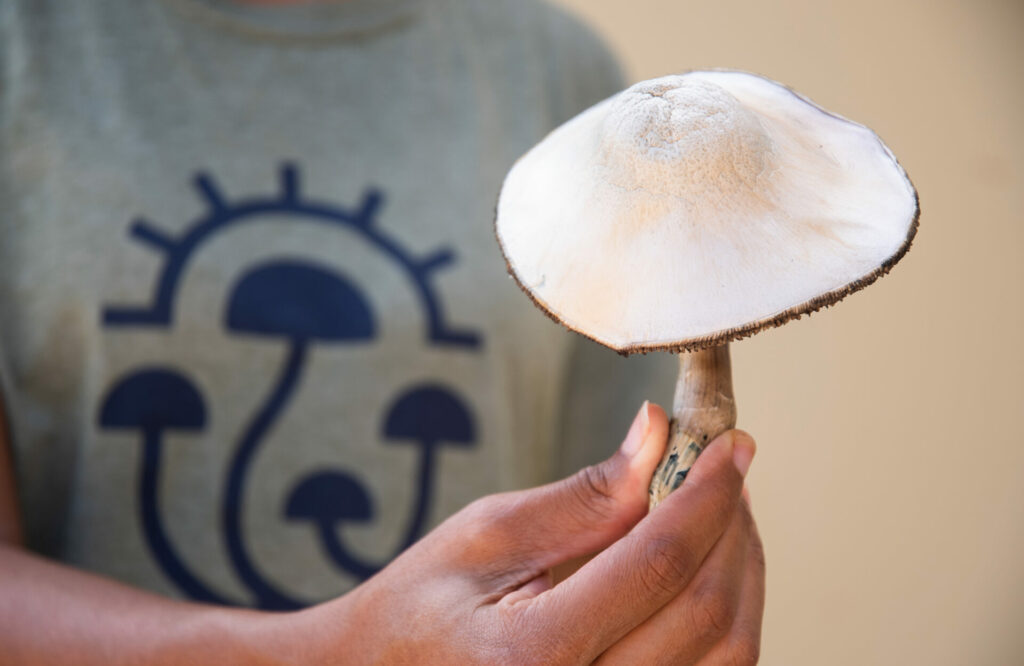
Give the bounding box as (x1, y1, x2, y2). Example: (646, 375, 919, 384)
(97, 165, 482, 609)
(222, 260, 377, 609)
(285, 383, 474, 581)
(382, 385, 474, 552)
(98, 369, 231, 605)
(284, 470, 376, 580)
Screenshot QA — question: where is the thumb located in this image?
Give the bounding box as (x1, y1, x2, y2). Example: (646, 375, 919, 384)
(489, 401, 669, 573)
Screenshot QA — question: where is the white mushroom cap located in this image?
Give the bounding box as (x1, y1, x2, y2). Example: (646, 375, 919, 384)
(496, 70, 919, 353)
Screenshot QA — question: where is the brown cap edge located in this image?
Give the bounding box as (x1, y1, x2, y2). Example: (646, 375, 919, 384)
(494, 179, 920, 357)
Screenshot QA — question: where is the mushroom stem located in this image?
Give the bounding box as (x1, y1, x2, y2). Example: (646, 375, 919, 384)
(649, 344, 737, 508)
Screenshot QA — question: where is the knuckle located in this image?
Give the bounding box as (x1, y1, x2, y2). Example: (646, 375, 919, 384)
(634, 534, 695, 598)
(689, 584, 736, 643)
(460, 493, 499, 522)
(457, 495, 500, 535)
(448, 494, 514, 562)
(575, 462, 618, 506)
(561, 463, 622, 526)
(465, 492, 517, 530)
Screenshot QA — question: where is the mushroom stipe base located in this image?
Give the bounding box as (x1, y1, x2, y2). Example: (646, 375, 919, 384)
(649, 425, 705, 508)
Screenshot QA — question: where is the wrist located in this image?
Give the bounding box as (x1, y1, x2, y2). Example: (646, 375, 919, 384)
(187, 605, 325, 666)
(216, 592, 365, 666)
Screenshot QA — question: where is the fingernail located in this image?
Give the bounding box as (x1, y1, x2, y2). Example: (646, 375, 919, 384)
(620, 401, 650, 457)
(732, 430, 756, 478)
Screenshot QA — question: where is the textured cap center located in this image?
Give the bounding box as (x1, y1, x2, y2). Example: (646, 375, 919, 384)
(599, 77, 775, 202)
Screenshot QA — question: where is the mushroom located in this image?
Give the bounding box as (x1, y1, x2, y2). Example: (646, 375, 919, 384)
(495, 70, 918, 507)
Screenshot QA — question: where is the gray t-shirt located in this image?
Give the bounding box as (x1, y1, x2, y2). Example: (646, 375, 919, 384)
(0, 0, 673, 609)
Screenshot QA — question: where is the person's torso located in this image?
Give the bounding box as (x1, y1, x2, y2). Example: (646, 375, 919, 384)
(0, 0, 622, 607)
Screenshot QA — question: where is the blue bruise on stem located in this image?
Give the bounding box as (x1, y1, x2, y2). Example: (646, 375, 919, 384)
(222, 261, 376, 610)
(98, 369, 232, 605)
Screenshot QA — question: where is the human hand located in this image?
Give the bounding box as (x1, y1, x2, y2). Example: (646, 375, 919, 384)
(287, 402, 763, 665)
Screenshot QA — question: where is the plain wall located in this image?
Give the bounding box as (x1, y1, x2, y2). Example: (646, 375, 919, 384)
(547, 0, 1024, 664)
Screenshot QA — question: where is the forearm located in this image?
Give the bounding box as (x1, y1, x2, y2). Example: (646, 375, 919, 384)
(0, 544, 322, 666)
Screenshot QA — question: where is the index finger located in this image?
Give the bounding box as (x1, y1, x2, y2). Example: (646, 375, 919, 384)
(525, 430, 754, 661)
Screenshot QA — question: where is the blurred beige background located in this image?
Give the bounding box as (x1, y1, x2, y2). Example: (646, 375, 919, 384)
(548, 0, 1024, 664)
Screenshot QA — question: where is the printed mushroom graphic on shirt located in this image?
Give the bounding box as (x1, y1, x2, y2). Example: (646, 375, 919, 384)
(222, 259, 376, 610)
(284, 470, 376, 580)
(98, 369, 231, 605)
(284, 384, 475, 582)
(382, 384, 475, 551)
(95, 165, 484, 608)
